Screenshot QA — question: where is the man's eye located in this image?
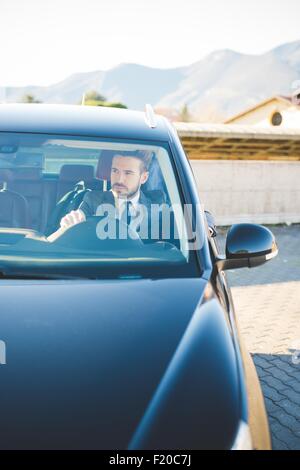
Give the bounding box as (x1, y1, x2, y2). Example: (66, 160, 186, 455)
(112, 168, 118, 173)
(125, 171, 134, 175)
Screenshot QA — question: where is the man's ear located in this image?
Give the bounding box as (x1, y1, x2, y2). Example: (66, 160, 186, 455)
(140, 171, 149, 185)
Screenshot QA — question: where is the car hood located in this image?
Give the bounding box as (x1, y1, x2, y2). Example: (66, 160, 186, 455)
(0, 277, 240, 449)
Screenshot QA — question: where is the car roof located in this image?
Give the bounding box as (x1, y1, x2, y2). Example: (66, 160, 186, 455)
(0, 104, 171, 141)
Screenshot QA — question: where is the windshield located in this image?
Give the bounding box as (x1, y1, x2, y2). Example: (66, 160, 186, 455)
(0, 132, 201, 279)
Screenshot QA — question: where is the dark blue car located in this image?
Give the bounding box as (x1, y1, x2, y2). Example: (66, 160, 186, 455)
(0, 104, 277, 449)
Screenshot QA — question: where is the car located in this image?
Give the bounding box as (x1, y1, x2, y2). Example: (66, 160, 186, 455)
(0, 103, 277, 450)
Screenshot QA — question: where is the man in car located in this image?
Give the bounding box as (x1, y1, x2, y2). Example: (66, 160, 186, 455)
(59, 150, 216, 242)
(60, 150, 156, 237)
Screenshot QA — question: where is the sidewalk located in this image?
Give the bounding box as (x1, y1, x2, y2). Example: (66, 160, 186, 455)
(218, 225, 300, 450)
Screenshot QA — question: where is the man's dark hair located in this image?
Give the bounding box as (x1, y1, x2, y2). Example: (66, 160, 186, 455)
(116, 150, 153, 172)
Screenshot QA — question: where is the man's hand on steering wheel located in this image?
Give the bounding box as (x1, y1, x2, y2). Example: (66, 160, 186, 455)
(60, 209, 86, 229)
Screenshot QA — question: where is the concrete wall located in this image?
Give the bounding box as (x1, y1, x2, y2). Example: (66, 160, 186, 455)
(190, 160, 300, 226)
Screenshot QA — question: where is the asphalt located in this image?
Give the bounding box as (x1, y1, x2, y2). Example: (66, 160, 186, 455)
(218, 224, 300, 450)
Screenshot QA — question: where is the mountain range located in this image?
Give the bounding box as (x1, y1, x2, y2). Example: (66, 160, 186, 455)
(1, 40, 299, 122)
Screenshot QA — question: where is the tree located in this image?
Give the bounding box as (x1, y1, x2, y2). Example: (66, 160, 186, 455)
(90, 100, 127, 109)
(81, 89, 127, 109)
(179, 103, 191, 122)
(20, 94, 42, 103)
(84, 90, 107, 102)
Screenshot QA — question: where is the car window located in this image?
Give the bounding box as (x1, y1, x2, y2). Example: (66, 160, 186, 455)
(0, 132, 201, 279)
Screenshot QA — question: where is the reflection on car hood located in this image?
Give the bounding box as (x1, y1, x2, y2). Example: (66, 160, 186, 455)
(0, 277, 239, 449)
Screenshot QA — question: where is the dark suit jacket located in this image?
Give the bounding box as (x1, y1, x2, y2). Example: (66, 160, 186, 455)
(79, 190, 216, 244)
(79, 190, 152, 218)
(79, 189, 179, 245)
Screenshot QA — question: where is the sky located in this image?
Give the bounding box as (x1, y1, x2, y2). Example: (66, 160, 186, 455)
(1, 0, 299, 87)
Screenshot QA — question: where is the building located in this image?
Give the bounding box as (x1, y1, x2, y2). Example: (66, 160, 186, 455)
(224, 94, 300, 128)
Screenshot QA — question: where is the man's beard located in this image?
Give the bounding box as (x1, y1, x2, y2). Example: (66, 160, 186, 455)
(112, 183, 140, 199)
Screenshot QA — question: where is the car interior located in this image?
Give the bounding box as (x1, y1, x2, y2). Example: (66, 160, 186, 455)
(0, 149, 169, 236)
(0, 142, 196, 276)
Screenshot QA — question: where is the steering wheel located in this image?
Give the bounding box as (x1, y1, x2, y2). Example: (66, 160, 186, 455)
(49, 215, 144, 251)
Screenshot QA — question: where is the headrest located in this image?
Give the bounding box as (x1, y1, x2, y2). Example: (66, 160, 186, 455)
(59, 164, 95, 182)
(13, 168, 42, 180)
(96, 150, 114, 180)
(0, 169, 13, 182)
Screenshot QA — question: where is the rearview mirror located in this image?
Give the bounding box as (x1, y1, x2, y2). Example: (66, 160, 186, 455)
(216, 223, 278, 270)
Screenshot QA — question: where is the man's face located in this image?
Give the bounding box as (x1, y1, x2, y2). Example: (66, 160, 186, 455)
(111, 155, 148, 199)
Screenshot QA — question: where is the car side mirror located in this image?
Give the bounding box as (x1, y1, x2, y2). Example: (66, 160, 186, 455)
(216, 223, 278, 271)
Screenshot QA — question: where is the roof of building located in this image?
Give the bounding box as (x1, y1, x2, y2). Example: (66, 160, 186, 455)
(224, 95, 300, 124)
(175, 122, 300, 160)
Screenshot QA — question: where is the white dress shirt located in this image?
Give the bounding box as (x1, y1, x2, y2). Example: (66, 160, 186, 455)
(113, 190, 141, 220)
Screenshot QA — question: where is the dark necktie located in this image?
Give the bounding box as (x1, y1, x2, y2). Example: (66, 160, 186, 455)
(121, 201, 132, 226)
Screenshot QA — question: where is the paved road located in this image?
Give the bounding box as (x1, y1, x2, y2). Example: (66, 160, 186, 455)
(217, 224, 300, 450)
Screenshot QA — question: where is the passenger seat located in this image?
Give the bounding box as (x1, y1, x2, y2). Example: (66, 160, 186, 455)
(8, 168, 45, 231)
(0, 169, 30, 228)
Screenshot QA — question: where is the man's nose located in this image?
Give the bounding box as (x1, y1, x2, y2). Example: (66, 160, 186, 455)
(116, 172, 126, 184)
